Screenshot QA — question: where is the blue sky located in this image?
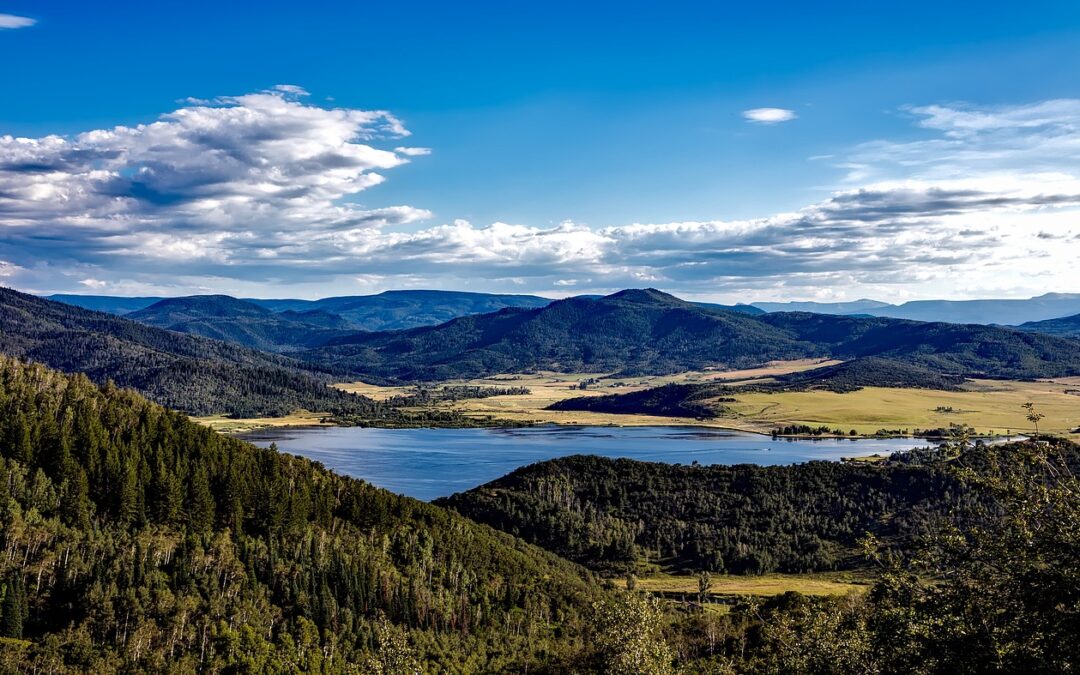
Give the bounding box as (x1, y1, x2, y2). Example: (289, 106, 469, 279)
(2, 1, 1080, 301)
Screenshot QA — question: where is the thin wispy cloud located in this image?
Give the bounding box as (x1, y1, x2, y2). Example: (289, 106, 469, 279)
(0, 13, 35, 29)
(742, 107, 797, 124)
(1, 94, 1078, 300)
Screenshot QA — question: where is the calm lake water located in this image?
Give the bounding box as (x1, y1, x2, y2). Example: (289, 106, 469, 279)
(238, 425, 923, 501)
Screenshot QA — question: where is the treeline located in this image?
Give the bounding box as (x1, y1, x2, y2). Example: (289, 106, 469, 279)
(549, 383, 724, 419)
(0, 355, 602, 671)
(439, 454, 974, 574)
(387, 385, 531, 406)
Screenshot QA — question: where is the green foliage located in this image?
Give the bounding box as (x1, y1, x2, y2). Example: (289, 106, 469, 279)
(440, 454, 969, 574)
(749, 440, 1080, 673)
(0, 355, 603, 671)
(590, 592, 674, 675)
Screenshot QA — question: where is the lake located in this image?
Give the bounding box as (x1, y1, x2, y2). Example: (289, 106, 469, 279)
(238, 425, 924, 501)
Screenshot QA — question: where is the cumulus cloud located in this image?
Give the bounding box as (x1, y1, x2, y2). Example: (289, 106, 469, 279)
(742, 108, 797, 124)
(2, 95, 1079, 301)
(0, 87, 432, 274)
(0, 14, 35, 29)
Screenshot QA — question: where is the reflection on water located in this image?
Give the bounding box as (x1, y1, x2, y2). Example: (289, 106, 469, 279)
(238, 425, 922, 502)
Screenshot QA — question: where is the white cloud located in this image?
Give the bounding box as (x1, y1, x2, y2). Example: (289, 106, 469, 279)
(0, 260, 22, 277)
(0, 14, 35, 29)
(2, 96, 1080, 302)
(273, 84, 309, 96)
(742, 108, 797, 124)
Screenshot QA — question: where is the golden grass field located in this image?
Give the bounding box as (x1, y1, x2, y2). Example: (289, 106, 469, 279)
(193, 411, 332, 433)
(619, 572, 871, 598)
(332, 360, 1080, 437)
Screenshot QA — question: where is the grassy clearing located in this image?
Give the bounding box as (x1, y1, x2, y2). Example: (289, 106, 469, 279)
(333, 360, 837, 431)
(192, 411, 333, 433)
(334, 363, 1080, 437)
(621, 572, 871, 598)
(725, 379, 1080, 436)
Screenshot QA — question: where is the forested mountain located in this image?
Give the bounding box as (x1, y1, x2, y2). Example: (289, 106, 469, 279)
(549, 358, 968, 418)
(1018, 312, 1080, 338)
(248, 289, 553, 331)
(0, 287, 376, 417)
(128, 295, 350, 352)
(756, 311, 1080, 378)
(439, 453, 970, 574)
(0, 356, 603, 671)
(294, 289, 821, 382)
(442, 441, 1080, 673)
(295, 289, 1080, 383)
(2, 355, 1077, 672)
(755, 292, 1080, 325)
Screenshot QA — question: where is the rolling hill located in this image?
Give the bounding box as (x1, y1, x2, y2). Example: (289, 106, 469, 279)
(438, 453, 967, 574)
(295, 289, 822, 382)
(1018, 312, 1080, 338)
(295, 289, 1080, 383)
(0, 355, 601, 671)
(128, 295, 350, 352)
(756, 311, 1080, 378)
(0, 286, 377, 417)
(248, 289, 554, 331)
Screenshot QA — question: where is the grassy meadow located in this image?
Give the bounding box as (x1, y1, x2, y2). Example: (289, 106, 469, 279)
(333, 362, 1080, 437)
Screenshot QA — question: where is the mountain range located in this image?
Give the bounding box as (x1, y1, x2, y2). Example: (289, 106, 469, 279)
(48, 290, 1080, 330)
(293, 289, 1080, 382)
(127, 295, 352, 352)
(48, 290, 553, 331)
(753, 292, 1080, 325)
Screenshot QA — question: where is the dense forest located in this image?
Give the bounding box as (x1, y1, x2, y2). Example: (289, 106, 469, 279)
(293, 289, 1080, 383)
(1019, 311, 1080, 338)
(0, 355, 605, 671)
(439, 453, 974, 573)
(0, 287, 381, 418)
(0, 354, 1076, 672)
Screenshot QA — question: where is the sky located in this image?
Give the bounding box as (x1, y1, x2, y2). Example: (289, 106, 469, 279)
(2, 1, 1080, 302)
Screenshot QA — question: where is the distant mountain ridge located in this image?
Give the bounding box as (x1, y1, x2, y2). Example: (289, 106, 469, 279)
(128, 295, 350, 352)
(293, 288, 1080, 382)
(754, 292, 1080, 325)
(48, 290, 1080, 328)
(246, 290, 553, 331)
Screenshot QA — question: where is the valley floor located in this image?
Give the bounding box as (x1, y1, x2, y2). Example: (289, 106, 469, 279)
(333, 361, 1080, 437)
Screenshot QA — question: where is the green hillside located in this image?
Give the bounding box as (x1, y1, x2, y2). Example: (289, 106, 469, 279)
(128, 295, 350, 352)
(295, 289, 1080, 383)
(0, 287, 376, 417)
(0, 356, 601, 671)
(1018, 312, 1080, 338)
